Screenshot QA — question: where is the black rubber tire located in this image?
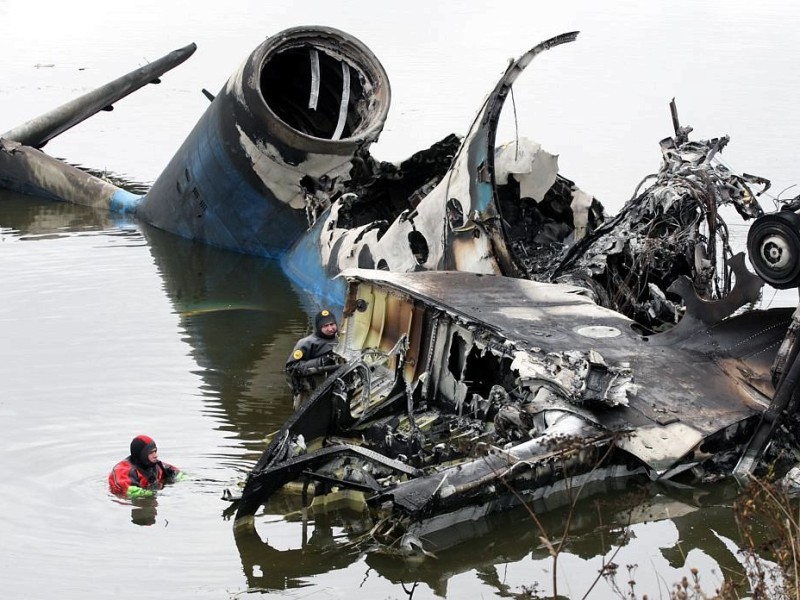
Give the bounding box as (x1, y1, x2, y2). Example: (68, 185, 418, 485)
(747, 210, 800, 289)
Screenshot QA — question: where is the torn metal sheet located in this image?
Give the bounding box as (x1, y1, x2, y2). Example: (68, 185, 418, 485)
(285, 32, 597, 299)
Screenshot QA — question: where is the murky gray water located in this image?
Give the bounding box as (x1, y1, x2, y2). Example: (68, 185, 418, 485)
(1, 1, 799, 598)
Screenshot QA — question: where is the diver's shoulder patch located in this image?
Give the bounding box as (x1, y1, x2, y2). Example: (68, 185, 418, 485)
(292, 349, 304, 360)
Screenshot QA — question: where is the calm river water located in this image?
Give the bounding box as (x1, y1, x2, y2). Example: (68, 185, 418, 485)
(2, 1, 799, 598)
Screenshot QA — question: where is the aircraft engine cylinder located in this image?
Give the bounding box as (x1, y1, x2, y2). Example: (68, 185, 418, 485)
(137, 26, 391, 257)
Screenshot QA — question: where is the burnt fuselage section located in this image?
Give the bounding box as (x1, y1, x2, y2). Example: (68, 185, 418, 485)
(234, 270, 791, 551)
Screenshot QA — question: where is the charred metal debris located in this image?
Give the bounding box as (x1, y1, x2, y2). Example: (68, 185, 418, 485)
(226, 35, 800, 555)
(310, 107, 771, 334)
(231, 257, 798, 554)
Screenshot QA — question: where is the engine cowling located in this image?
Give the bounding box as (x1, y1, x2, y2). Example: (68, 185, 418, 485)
(137, 26, 391, 257)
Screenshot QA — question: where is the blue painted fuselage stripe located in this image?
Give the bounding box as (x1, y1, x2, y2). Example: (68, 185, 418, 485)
(282, 209, 345, 307)
(137, 97, 308, 259)
(110, 189, 143, 214)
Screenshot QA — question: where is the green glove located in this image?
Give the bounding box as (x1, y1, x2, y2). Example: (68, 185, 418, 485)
(127, 485, 155, 498)
(175, 471, 188, 482)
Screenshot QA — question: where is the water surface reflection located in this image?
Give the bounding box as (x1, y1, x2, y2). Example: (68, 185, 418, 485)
(232, 479, 752, 598)
(140, 224, 312, 450)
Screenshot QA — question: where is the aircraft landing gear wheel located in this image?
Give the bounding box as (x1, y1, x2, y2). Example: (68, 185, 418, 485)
(747, 210, 800, 289)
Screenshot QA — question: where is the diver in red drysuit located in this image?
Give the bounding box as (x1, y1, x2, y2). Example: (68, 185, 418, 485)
(108, 434, 181, 497)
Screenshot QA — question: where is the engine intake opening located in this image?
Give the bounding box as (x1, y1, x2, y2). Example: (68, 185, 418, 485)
(261, 47, 367, 140)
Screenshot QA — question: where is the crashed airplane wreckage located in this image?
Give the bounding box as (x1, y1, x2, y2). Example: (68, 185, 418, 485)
(231, 264, 799, 549)
(0, 27, 781, 328)
(4, 25, 800, 548)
